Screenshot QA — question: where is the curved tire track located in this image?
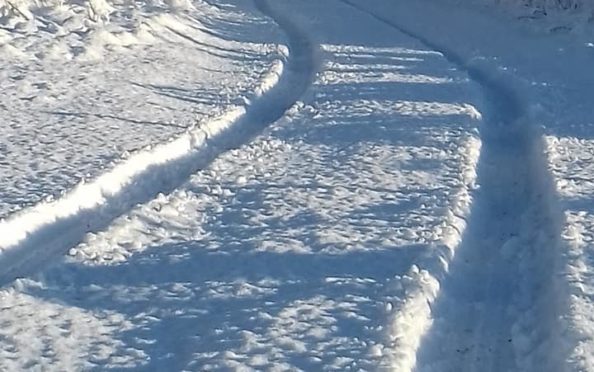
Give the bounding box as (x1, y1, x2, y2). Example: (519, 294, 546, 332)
(0, 0, 317, 286)
(337, 1, 564, 371)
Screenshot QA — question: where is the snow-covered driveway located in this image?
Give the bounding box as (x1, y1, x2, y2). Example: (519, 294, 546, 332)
(1, 0, 593, 370)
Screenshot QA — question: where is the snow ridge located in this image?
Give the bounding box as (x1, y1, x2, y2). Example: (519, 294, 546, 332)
(339, 1, 567, 370)
(0, 0, 317, 285)
(381, 136, 481, 371)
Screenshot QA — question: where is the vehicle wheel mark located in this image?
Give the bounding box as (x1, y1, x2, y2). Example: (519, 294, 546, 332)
(336, 1, 566, 371)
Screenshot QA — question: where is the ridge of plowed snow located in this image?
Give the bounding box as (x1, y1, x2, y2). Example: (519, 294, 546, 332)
(0, 0, 486, 368)
(0, 1, 317, 284)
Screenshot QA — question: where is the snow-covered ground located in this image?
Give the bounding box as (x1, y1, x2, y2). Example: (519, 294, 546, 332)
(0, 0, 279, 216)
(2, 0, 594, 370)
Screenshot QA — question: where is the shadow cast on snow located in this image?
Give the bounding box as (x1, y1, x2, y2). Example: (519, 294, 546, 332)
(18, 8, 486, 370)
(32, 241, 427, 370)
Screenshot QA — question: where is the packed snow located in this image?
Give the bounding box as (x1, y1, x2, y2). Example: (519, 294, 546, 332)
(1, 0, 594, 370)
(0, 0, 279, 216)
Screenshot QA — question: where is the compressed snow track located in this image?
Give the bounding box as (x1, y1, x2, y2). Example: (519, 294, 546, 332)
(339, 1, 565, 371)
(0, 0, 574, 369)
(0, 0, 316, 286)
(416, 127, 563, 371)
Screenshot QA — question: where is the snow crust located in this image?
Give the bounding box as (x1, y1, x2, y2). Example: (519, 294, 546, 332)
(357, 0, 594, 370)
(0, 0, 593, 370)
(0, 0, 277, 217)
(0, 0, 484, 369)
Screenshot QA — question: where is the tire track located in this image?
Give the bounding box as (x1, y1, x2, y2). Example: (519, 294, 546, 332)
(416, 129, 562, 372)
(0, 0, 316, 286)
(337, 1, 564, 370)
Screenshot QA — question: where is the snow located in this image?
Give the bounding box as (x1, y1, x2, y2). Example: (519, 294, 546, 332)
(1, 0, 594, 370)
(347, 0, 594, 369)
(547, 136, 594, 370)
(0, 0, 278, 217)
(443, 0, 594, 37)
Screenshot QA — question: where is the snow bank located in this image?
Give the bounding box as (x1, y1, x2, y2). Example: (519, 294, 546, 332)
(0, 19, 313, 285)
(382, 136, 481, 371)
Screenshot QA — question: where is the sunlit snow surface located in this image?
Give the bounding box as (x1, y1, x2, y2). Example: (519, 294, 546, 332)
(1, 0, 594, 370)
(354, 0, 594, 371)
(547, 137, 594, 371)
(0, 0, 484, 369)
(0, 0, 277, 216)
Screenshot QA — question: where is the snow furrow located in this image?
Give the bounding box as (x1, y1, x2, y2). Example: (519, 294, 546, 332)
(338, 1, 566, 371)
(416, 122, 564, 372)
(338, 0, 523, 127)
(545, 136, 594, 372)
(0, 0, 317, 285)
(381, 136, 481, 371)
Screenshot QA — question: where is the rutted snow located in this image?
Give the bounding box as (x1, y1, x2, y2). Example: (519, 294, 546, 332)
(354, 0, 594, 370)
(0, 282, 145, 370)
(546, 136, 594, 371)
(0, 0, 483, 369)
(383, 135, 480, 372)
(0, 0, 279, 217)
(0, 0, 319, 286)
(3, 0, 594, 370)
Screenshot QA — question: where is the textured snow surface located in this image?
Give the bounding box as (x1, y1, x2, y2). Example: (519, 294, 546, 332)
(362, 0, 593, 370)
(0, 0, 278, 217)
(547, 136, 594, 371)
(1, 0, 594, 370)
(0, 0, 486, 369)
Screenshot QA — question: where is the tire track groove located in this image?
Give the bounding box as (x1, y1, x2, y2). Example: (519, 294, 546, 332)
(336, 1, 565, 370)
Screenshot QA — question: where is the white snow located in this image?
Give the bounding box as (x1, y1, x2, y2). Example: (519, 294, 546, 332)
(0, 0, 278, 217)
(0, 0, 594, 370)
(547, 136, 594, 371)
